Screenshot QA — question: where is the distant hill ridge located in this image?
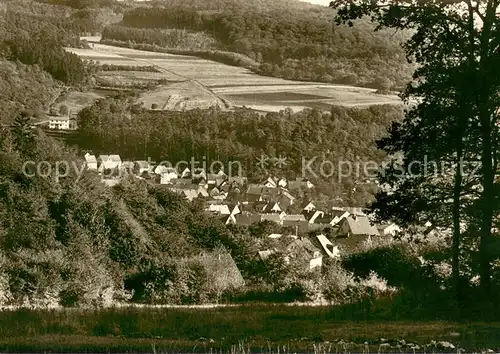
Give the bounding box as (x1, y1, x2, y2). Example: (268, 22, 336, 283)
(101, 0, 414, 90)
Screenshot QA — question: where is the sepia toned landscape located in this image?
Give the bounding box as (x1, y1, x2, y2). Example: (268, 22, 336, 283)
(0, 0, 499, 353)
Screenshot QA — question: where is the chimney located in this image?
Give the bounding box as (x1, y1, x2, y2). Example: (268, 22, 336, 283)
(295, 225, 299, 237)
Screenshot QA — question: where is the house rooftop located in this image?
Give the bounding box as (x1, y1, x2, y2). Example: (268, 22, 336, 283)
(283, 214, 307, 222)
(343, 215, 379, 236)
(84, 153, 97, 163)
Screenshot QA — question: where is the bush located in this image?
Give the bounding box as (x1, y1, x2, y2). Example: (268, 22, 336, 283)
(341, 245, 421, 288)
(321, 260, 396, 305)
(125, 250, 244, 305)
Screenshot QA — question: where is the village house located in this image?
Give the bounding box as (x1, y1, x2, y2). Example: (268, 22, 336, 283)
(336, 214, 379, 237)
(219, 180, 230, 193)
(278, 178, 287, 188)
(98, 155, 122, 172)
(307, 210, 328, 224)
(335, 214, 380, 251)
(331, 209, 350, 225)
(84, 153, 98, 171)
(378, 223, 401, 236)
(214, 169, 227, 178)
(228, 176, 248, 187)
(315, 234, 341, 259)
(246, 184, 265, 202)
(285, 237, 323, 270)
(282, 214, 309, 234)
(180, 167, 191, 178)
(261, 213, 283, 225)
(260, 186, 281, 202)
(302, 201, 316, 212)
(136, 161, 153, 175)
(192, 168, 207, 181)
(166, 184, 209, 202)
(206, 204, 231, 215)
(262, 202, 283, 214)
(264, 176, 278, 188)
(159, 167, 180, 184)
(48, 116, 77, 130)
(227, 214, 262, 226)
(287, 177, 314, 191)
(277, 190, 296, 208)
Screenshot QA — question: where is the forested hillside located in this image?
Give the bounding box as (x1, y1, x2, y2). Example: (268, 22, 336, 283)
(0, 2, 90, 88)
(0, 0, 126, 124)
(75, 98, 404, 205)
(0, 60, 61, 124)
(0, 118, 256, 306)
(101, 1, 414, 90)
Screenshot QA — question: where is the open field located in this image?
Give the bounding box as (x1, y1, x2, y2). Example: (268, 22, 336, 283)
(0, 305, 499, 353)
(139, 81, 227, 110)
(68, 40, 403, 112)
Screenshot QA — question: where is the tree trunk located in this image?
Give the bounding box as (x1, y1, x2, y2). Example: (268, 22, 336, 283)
(452, 147, 463, 304)
(477, 0, 496, 300)
(480, 113, 494, 298)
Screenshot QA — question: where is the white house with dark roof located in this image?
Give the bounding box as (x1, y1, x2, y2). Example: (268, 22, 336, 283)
(49, 116, 77, 130)
(262, 202, 283, 214)
(264, 177, 277, 188)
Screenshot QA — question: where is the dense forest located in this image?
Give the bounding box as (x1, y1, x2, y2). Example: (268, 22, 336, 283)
(0, 4, 89, 86)
(0, 60, 61, 124)
(101, 4, 414, 90)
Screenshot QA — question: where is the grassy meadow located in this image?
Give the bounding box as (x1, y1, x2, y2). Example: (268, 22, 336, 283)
(1, 304, 500, 353)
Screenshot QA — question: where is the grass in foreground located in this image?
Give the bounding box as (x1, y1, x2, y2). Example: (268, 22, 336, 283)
(0, 305, 500, 352)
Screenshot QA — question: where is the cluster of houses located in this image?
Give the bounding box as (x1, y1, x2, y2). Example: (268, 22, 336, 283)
(83, 152, 403, 272)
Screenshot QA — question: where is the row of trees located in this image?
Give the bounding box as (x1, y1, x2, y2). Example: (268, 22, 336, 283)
(102, 26, 218, 51)
(338, 0, 500, 303)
